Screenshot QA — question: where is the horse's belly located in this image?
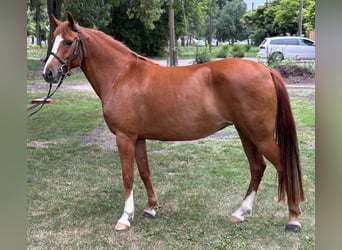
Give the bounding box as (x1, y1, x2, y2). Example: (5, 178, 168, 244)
(139, 113, 232, 141)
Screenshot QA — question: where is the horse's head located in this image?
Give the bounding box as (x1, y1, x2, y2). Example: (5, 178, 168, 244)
(43, 12, 83, 83)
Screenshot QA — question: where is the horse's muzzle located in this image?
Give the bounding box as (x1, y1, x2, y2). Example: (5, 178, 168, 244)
(43, 68, 62, 83)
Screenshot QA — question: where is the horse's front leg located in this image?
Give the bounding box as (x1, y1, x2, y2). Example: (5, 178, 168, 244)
(135, 139, 159, 217)
(114, 133, 136, 231)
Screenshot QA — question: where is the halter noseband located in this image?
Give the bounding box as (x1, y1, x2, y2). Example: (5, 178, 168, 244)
(28, 26, 84, 117)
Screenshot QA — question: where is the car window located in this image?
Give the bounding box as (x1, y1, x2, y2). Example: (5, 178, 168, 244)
(270, 39, 284, 45)
(299, 38, 314, 46)
(270, 38, 299, 45)
(260, 39, 267, 45)
(283, 39, 299, 45)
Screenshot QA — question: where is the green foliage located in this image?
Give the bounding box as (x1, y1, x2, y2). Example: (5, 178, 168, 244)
(273, 0, 299, 35)
(27, 0, 49, 45)
(303, 0, 315, 32)
(62, 0, 112, 28)
(173, 0, 213, 39)
(216, 44, 229, 58)
(241, 0, 316, 44)
(107, 3, 169, 57)
(127, 0, 166, 30)
(194, 48, 211, 64)
(216, 0, 247, 43)
(230, 44, 245, 58)
(267, 58, 316, 75)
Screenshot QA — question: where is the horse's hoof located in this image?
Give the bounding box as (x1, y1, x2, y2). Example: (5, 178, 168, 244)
(230, 216, 242, 223)
(285, 224, 301, 232)
(142, 207, 156, 218)
(141, 211, 155, 218)
(114, 223, 130, 231)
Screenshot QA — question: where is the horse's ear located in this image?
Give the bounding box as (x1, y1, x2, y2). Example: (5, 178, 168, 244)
(66, 12, 77, 30)
(50, 14, 62, 26)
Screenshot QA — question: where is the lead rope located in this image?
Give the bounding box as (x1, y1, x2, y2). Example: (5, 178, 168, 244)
(27, 74, 65, 117)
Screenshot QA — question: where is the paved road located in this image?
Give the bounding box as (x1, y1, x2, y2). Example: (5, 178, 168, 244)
(154, 57, 257, 66)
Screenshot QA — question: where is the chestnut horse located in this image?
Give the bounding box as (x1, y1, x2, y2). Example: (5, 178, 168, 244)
(43, 13, 304, 232)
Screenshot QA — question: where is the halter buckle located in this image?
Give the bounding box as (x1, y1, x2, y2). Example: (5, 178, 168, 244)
(60, 64, 72, 76)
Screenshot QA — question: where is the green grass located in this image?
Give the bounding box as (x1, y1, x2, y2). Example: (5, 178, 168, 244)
(27, 82, 315, 249)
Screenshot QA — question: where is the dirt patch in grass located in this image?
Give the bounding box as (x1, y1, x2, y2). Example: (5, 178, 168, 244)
(274, 65, 315, 85)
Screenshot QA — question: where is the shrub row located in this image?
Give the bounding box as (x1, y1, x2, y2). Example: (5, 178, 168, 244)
(194, 44, 250, 64)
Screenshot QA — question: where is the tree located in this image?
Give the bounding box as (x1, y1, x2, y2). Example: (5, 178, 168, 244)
(206, 0, 219, 52)
(215, 0, 228, 9)
(127, 0, 166, 30)
(29, 0, 47, 47)
(241, 0, 315, 45)
(106, 1, 169, 56)
(273, 0, 299, 35)
(216, 0, 247, 44)
(303, 0, 315, 33)
(62, 0, 113, 28)
(46, 0, 63, 60)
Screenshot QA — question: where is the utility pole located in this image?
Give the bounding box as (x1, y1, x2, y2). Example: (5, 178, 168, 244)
(298, 0, 303, 36)
(168, 0, 177, 66)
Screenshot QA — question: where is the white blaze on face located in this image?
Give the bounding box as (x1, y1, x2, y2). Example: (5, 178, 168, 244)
(43, 34, 64, 74)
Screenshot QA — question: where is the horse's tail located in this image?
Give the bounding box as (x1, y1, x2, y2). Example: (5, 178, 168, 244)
(271, 69, 304, 204)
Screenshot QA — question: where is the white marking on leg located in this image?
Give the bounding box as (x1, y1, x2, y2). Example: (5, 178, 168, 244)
(232, 191, 256, 221)
(116, 190, 134, 228)
(43, 34, 64, 74)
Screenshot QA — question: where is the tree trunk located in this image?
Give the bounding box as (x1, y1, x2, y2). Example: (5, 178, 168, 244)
(35, 5, 42, 47)
(168, 0, 177, 66)
(298, 0, 303, 36)
(36, 23, 42, 48)
(45, 0, 63, 61)
(208, 14, 213, 53)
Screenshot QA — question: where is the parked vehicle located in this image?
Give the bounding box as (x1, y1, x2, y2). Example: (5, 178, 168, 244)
(257, 36, 315, 62)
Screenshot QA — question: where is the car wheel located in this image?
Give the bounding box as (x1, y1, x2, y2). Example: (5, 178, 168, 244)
(268, 52, 284, 63)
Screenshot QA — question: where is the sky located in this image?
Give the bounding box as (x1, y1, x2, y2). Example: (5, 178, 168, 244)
(243, 0, 267, 11)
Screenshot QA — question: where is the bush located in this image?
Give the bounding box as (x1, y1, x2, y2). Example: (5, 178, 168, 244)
(194, 48, 211, 64)
(230, 44, 245, 58)
(216, 45, 229, 58)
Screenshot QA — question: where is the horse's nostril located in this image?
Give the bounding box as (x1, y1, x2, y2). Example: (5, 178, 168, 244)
(47, 70, 53, 77)
(43, 69, 54, 81)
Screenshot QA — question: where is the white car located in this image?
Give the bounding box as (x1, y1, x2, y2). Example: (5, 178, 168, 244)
(257, 36, 315, 62)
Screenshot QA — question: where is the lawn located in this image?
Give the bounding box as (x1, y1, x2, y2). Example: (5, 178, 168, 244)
(27, 77, 315, 249)
(27, 41, 314, 248)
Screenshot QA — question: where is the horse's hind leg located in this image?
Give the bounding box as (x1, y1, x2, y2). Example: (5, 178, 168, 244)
(135, 139, 159, 217)
(237, 130, 302, 230)
(256, 138, 302, 230)
(231, 128, 267, 222)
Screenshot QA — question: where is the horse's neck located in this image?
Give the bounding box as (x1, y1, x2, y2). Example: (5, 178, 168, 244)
(80, 29, 137, 98)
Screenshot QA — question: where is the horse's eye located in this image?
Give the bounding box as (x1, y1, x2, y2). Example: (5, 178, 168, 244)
(65, 40, 73, 46)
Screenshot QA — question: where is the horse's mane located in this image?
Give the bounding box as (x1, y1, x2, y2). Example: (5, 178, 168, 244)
(86, 27, 158, 65)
